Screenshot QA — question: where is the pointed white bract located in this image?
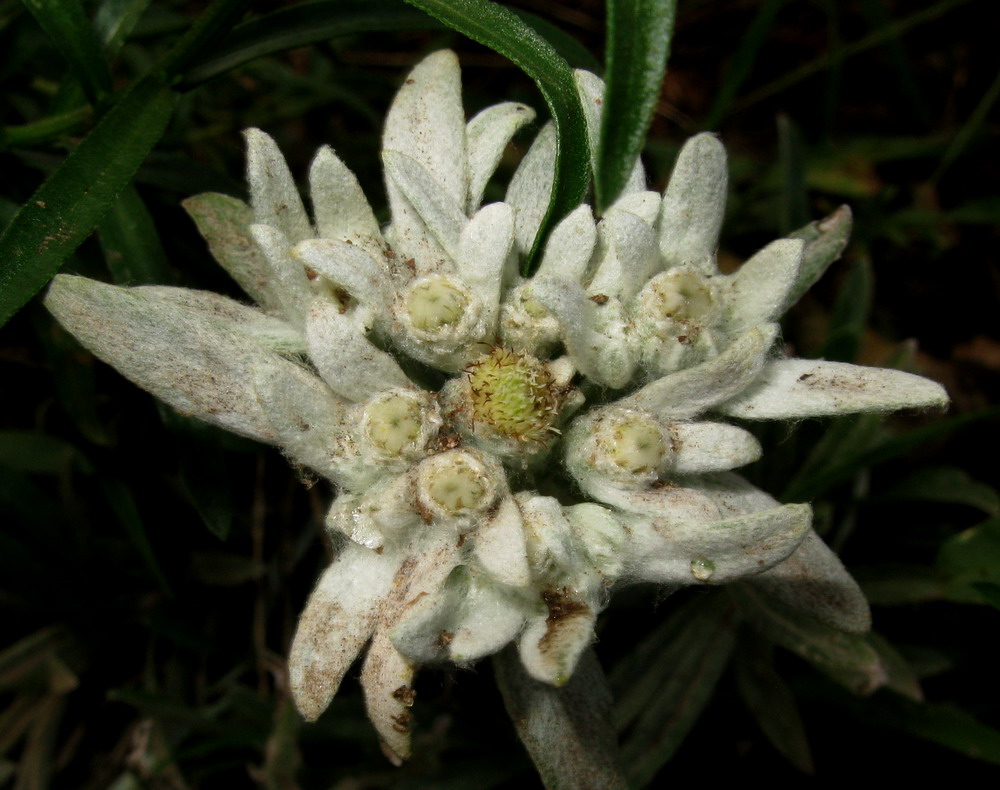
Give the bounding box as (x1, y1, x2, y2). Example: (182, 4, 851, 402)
(43, 50, 949, 761)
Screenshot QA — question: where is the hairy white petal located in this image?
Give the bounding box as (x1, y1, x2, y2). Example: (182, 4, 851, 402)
(362, 629, 416, 765)
(288, 541, 402, 721)
(249, 223, 312, 327)
(507, 122, 556, 255)
(746, 530, 872, 633)
(45, 276, 288, 443)
(535, 203, 597, 282)
(474, 495, 531, 587)
(531, 277, 636, 388)
(182, 193, 283, 313)
(293, 238, 391, 320)
(305, 300, 410, 401)
(383, 150, 467, 260)
(588, 209, 659, 302)
(363, 531, 459, 762)
(466, 101, 536, 212)
(253, 362, 352, 481)
(458, 202, 515, 330)
(670, 421, 762, 474)
(308, 145, 384, 255)
(723, 238, 803, 331)
(383, 49, 467, 208)
(244, 128, 313, 243)
(658, 132, 727, 274)
(719, 359, 950, 419)
(623, 324, 778, 418)
(449, 575, 528, 663)
(625, 503, 812, 585)
(518, 592, 596, 686)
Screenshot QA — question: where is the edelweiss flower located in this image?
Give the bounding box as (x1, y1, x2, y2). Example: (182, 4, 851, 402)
(43, 49, 947, 762)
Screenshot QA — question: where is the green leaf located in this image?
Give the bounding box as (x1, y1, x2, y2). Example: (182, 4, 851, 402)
(616, 592, 736, 785)
(777, 113, 809, 235)
(866, 632, 923, 702)
(821, 252, 873, 362)
(494, 647, 627, 790)
(878, 466, 1000, 516)
(22, 0, 113, 105)
(738, 588, 887, 696)
(0, 431, 76, 475)
(160, 0, 252, 79)
(783, 408, 999, 504)
(93, 0, 152, 54)
(702, 0, 785, 128)
(98, 185, 174, 285)
(734, 633, 814, 774)
(854, 564, 946, 606)
(402, 0, 591, 274)
(99, 476, 174, 596)
(0, 75, 178, 328)
(595, 0, 675, 212)
(937, 517, 1000, 604)
(830, 692, 1000, 766)
(181, 0, 441, 86)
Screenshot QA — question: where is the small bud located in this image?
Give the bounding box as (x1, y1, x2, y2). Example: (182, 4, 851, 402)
(361, 388, 440, 458)
(405, 276, 470, 334)
(636, 268, 718, 331)
(416, 450, 500, 522)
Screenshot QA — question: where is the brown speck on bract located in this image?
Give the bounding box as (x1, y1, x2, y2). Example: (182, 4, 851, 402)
(391, 685, 416, 706)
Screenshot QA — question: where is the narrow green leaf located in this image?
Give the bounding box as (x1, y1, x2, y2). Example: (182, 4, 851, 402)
(98, 185, 173, 285)
(854, 564, 946, 606)
(702, 0, 785, 128)
(734, 633, 814, 774)
(777, 113, 809, 235)
(402, 0, 591, 273)
(22, 0, 113, 105)
(784, 408, 1000, 503)
(99, 476, 174, 596)
(972, 582, 1000, 610)
(181, 0, 439, 86)
(94, 0, 152, 54)
(825, 691, 1000, 766)
(0, 75, 178, 328)
(821, 252, 873, 362)
(932, 65, 1000, 184)
(0, 431, 75, 475)
(160, 0, 252, 78)
(937, 517, 1000, 604)
(618, 593, 736, 786)
(738, 588, 887, 696)
(494, 647, 627, 790)
(878, 466, 1000, 516)
(866, 632, 923, 702)
(729, 0, 975, 115)
(32, 306, 113, 446)
(595, 0, 675, 212)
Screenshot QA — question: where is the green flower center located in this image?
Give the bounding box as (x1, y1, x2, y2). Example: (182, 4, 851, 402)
(466, 348, 559, 444)
(609, 417, 667, 474)
(405, 277, 468, 331)
(643, 269, 716, 325)
(363, 391, 424, 455)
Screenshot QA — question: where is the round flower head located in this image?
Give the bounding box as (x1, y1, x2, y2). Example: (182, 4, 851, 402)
(44, 49, 948, 763)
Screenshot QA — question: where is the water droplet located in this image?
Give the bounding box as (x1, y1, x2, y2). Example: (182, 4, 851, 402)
(690, 557, 715, 582)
